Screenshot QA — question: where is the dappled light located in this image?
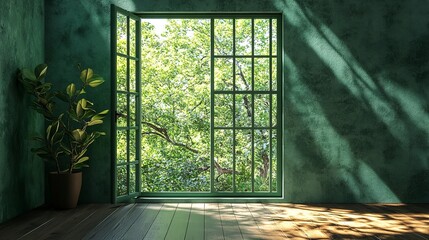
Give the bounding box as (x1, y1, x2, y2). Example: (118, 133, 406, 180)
(265, 203, 429, 239)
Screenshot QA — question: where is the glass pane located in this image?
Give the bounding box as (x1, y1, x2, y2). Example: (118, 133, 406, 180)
(117, 56, 127, 91)
(271, 130, 277, 192)
(254, 19, 270, 55)
(130, 18, 136, 57)
(254, 58, 270, 91)
(235, 58, 252, 91)
(272, 94, 277, 127)
(254, 129, 270, 192)
(272, 58, 277, 91)
(130, 165, 136, 193)
(254, 94, 270, 127)
(235, 19, 252, 56)
(214, 94, 233, 127)
(214, 130, 233, 192)
(235, 94, 252, 127)
(116, 130, 127, 163)
(116, 14, 127, 55)
(272, 19, 277, 55)
(214, 58, 233, 91)
(129, 95, 136, 127)
(116, 93, 128, 127)
(129, 129, 136, 161)
(116, 166, 128, 196)
(214, 19, 233, 55)
(235, 130, 252, 192)
(130, 60, 136, 92)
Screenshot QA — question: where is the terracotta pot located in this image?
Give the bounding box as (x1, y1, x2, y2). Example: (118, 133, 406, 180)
(49, 171, 82, 209)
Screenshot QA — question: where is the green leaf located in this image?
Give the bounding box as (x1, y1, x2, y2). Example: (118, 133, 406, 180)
(80, 68, 93, 83)
(88, 79, 104, 87)
(66, 83, 76, 97)
(71, 129, 86, 142)
(91, 109, 109, 121)
(76, 156, 89, 165)
(76, 101, 83, 118)
(34, 64, 48, 80)
(87, 119, 103, 126)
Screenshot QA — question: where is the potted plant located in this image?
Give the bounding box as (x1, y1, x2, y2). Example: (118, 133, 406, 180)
(18, 63, 109, 209)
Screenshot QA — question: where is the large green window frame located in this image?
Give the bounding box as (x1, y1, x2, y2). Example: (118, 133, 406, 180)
(210, 16, 281, 196)
(112, 7, 142, 202)
(113, 7, 282, 202)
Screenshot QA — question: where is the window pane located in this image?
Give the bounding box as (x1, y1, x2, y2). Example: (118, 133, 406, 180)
(117, 130, 127, 164)
(254, 58, 270, 91)
(117, 56, 127, 91)
(116, 93, 127, 127)
(272, 94, 277, 127)
(130, 165, 137, 193)
(117, 14, 127, 55)
(214, 130, 233, 192)
(272, 19, 277, 55)
(272, 58, 277, 91)
(254, 94, 270, 127)
(129, 95, 136, 127)
(235, 130, 252, 192)
(214, 19, 233, 55)
(254, 129, 270, 192)
(254, 19, 270, 55)
(130, 18, 136, 57)
(271, 130, 277, 192)
(214, 94, 233, 127)
(129, 129, 136, 161)
(235, 94, 252, 127)
(130, 59, 136, 92)
(116, 166, 128, 196)
(235, 58, 252, 91)
(235, 19, 252, 56)
(214, 58, 233, 91)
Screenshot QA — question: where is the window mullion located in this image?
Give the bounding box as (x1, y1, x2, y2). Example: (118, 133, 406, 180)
(232, 18, 237, 194)
(210, 18, 215, 194)
(251, 18, 255, 193)
(269, 18, 273, 192)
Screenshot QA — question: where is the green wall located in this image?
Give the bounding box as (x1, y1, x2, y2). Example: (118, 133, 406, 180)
(0, 0, 45, 223)
(45, 0, 429, 203)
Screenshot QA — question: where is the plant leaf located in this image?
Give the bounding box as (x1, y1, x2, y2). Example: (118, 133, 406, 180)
(34, 64, 48, 80)
(66, 83, 76, 97)
(80, 68, 93, 83)
(87, 119, 103, 126)
(76, 156, 89, 165)
(88, 79, 104, 87)
(91, 109, 109, 121)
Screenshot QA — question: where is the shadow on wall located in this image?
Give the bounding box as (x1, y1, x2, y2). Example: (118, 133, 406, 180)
(44, 0, 134, 203)
(276, 0, 429, 203)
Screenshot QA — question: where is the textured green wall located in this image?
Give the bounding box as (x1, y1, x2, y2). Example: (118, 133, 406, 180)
(0, 0, 45, 223)
(45, 0, 429, 203)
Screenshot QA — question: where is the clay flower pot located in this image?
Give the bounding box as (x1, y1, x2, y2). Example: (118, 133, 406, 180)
(49, 171, 82, 209)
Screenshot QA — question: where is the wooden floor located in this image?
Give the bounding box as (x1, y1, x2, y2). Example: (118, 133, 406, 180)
(0, 203, 428, 239)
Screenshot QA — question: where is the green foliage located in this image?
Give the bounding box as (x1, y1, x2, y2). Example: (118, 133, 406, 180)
(116, 17, 278, 193)
(19, 64, 109, 173)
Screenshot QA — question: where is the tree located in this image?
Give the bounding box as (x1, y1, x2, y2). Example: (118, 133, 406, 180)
(117, 17, 278, 192)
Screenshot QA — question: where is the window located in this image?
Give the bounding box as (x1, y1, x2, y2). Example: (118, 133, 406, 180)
(113, 8, 281, 201)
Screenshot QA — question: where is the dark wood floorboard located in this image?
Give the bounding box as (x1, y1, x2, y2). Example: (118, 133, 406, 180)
(1, 203, 428, 240)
